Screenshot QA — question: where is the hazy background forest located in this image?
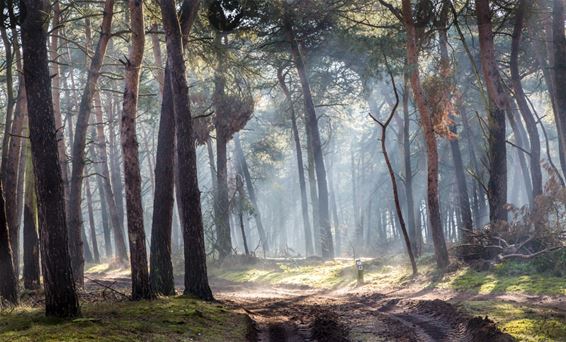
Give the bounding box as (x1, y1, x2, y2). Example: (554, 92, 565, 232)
(0, 0, 566, 341)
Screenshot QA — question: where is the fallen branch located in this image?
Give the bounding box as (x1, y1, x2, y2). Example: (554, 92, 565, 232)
(84, 276, 129, 299)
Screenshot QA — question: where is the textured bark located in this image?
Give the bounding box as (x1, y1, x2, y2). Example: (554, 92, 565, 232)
(284, 12, 334, 258)
(476, 0, 508, 224)
(67, 0, 115, 285)
(21, 0, 80, 317)
(121, 0, 152, 301)
(553, 0, 566, 177)
(150, 0, 200, 295)
(233, 134, 269, 254)
(277, 69, 312, 256)
(159, 0, 213, 300)
(400, 0, 448, 268)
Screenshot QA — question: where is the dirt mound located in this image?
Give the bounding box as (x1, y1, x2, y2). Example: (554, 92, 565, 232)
(311, 310, 349, 342)
(466, 317, 515, 342)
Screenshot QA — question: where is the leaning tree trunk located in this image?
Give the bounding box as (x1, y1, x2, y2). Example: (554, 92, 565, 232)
(400, 0, 449, 268)
(85, 176, 100, 263)
(234, 133, 269, 254)
(284, 12, 334, 259)
(150, 0, 200, 295)
(121, 0, 152, 301)
(511, 0, 542, 201)
(67, 0, 115, 285)
(159, 0, 213, 301)
(476, 0, 508, 224)
(277, 69, 313, 256)
(21, 0, 80, 317)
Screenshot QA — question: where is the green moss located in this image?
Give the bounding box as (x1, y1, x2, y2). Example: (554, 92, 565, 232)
(0, 297, 249, 341)
(442, 267, 566, 296)
(460, 301, 566, 342)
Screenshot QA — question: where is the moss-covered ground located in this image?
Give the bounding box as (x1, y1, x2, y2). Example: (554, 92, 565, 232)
(0, 296, 250, 341)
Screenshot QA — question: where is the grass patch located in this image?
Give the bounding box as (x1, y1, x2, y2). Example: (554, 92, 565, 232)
(0, 297, 249, 342)
(439, 267, 566, 296)
(460, 300, 566, 342)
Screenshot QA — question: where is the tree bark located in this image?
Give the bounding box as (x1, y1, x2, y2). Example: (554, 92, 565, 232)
(475, 0, 508, 224)
(0, 179, 18, 304)
(400, 0, 449, 268)
(121, 0, 152, 301)
(150, 0, 201, 295)
(67, 0, 115, 285)
(159, 0, 213, 300)
(21, 0, 80, 317)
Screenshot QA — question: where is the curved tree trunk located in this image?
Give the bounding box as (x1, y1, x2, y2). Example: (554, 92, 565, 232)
(400, 0, 448, 268)
(21, 0, 80, 317)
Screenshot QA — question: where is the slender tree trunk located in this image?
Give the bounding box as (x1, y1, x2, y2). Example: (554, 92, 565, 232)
(400, 0, 449, 268)
(159, 0, 213, 300)
(401, 74, 419, 256)
(67, 0, 115, 285)
(511, 0, 542, 201)
(21, 0, 80, 317)
(233, 134, 269, 254)
(278, 69, 313, 256)
(121, 0, 152, 301)
(85, 177, 100, 263)
(476, 0, 508, 224)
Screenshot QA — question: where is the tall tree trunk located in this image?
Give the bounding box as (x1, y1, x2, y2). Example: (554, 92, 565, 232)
(121, 0, 152, 301)
(476, 0, 508, 224)
(553, 0, 566, 178)
(150, 2, 200, 288)
(23, 141, 40, 290)
(277, 69, 313, 256)
(21, 0, 80, 317)
(511, 0, 543, 200)
(233, 133, 269, 254)
(159, 0, 213, 300)
(67, 0, 115, 285)
(284, 14, 334, 259)
(400, 0, 449, 268)
(401, 74, 419, 256)
(212, 32, 233, 260)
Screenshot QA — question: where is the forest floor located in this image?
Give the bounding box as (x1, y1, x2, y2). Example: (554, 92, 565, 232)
(1, 255, 565, 341)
